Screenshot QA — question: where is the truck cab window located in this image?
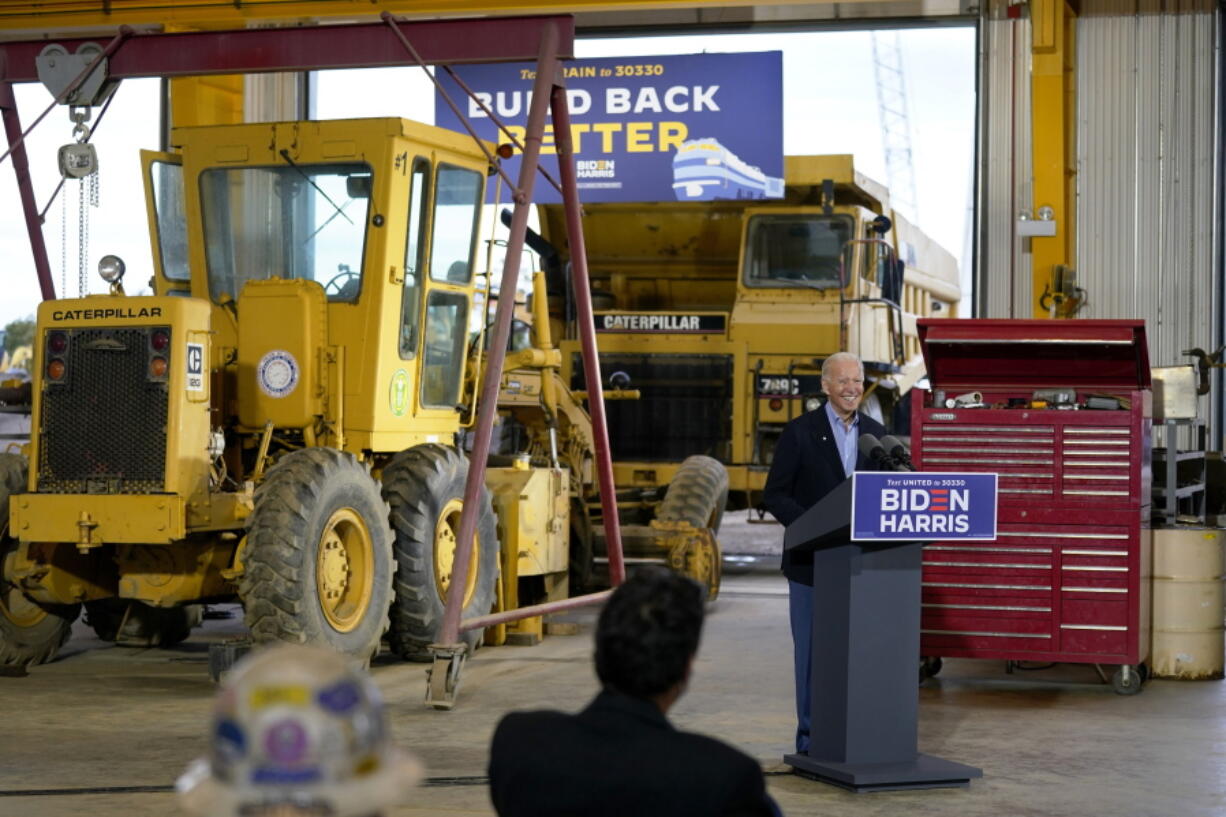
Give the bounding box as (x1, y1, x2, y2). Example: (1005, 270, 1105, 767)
(743, 214, 852, 289)
(200, 162, 372, 304)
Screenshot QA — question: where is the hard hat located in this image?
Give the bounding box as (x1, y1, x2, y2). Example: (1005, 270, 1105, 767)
(177, 643, 423, 817)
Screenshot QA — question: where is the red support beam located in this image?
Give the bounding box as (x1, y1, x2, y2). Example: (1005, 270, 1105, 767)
(0, 80, 55, 301)
(0, 16, 575, 83)
(551, 83, 624, 587)
(461, 590, 613, 632)
(435, 22, 561, 650)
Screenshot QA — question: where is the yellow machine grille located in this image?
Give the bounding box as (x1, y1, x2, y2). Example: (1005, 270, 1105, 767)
(38, 327, 169, 494)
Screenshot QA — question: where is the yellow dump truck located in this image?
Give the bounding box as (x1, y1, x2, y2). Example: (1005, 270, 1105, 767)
(0, 117, 612, 668)
(537, 155, 961, 516)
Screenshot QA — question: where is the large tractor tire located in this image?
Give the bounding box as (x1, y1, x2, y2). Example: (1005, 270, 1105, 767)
(657, 455, 730, 534)
(657, 455, 728, 601)
(0, 453, 80, 667)
(85, 599, 203, 647)
(240, 448, 394, 665)
(381, 444, 499, 662)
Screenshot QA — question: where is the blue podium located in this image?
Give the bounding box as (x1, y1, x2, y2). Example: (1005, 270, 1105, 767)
(782, 477, 982, 792)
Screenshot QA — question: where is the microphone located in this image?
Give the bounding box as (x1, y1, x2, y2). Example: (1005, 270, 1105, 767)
(880, 435, 914, 471)
(857, 433, 893, 471)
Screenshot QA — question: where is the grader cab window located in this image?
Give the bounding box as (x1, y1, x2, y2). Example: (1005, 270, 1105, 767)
(428, 164, 483, 284)
(149, 160, 190, 282)
(743, 214, 852, 289)
(400, 158, 429, 359)
(200, 162, 373, 304)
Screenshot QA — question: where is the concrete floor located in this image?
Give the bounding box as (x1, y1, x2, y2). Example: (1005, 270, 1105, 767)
(3, 512, 1225, 817)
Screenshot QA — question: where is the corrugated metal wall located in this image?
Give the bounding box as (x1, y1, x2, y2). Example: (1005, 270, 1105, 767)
(978, 0, 1220, 441)
(977, 6, 1033, 318)
(1077, 1, 1219, 446)
(1076, 1, 1218, 372)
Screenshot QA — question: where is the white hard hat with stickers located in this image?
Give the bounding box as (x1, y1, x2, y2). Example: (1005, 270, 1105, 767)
(177, 643, 423, 817)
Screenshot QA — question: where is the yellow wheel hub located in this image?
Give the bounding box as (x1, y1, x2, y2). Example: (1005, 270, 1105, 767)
(667, 527, 721, 602)
(434, 498, 479, 608)
(315, 507, 374, 633)
(689, 538, 720, 600)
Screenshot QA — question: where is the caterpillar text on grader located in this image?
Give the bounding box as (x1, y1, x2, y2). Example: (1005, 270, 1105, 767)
(0, 18, 726, 687)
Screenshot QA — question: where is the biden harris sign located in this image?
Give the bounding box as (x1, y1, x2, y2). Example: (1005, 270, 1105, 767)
(851, 472, 998, 541)
(434, 52, 783, 204)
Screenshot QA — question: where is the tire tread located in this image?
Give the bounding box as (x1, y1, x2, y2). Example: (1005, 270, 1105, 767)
(239, 448, 393, 662)
(382, 444, 499, 661)
(656, 455, 730, 533)
(0, 453, 79, 667)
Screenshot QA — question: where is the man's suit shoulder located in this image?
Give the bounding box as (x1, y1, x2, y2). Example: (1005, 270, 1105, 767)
(494, 708, 570, 737)
(495, 706, 758, 777)
(490, 704, 774, 817)
(491, 708, 575, 756)
(782, 407, 827, 437)
(670, 728, 764, 776)
(783, 406, 888, 440)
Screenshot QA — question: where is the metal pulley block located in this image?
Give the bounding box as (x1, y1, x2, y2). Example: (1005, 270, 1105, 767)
(36, 42, 118, 108)
(58, 107, 97, 179)
(58, 142, 98, 179)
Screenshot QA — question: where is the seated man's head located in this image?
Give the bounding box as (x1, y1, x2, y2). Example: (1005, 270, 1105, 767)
(594, 566, 705, 710)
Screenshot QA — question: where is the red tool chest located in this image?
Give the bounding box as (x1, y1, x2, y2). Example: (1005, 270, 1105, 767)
(912, 319, 1153, 691)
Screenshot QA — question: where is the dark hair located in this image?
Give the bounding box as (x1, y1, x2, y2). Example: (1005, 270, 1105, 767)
(594, 566, 705, 699)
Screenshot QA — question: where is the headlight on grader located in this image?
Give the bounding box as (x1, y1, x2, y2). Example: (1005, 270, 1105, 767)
(98, 254, 126, 283)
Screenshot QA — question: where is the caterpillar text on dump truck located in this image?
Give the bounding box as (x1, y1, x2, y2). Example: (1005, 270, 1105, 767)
(0, 112, 720, 670)
(536, 155, 961, 521)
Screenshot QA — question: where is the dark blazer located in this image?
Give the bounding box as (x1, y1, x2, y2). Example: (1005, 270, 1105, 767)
(488, 690, 778, 817)
(763, 406, 888, 584)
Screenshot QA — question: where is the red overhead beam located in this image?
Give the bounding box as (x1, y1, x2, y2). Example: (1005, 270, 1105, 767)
(0, 15, 575, 82)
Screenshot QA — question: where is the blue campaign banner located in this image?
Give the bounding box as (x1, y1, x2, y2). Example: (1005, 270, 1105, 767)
(434, 52, 783, 204)
(851, 472, 999, 541)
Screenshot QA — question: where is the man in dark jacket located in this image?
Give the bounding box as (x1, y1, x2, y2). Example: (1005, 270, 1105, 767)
(763, 351, 887, 755)
(488, 566, 780, 817)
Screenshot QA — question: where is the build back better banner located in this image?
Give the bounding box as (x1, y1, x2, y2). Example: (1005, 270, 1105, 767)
(434, 52, 783, 204)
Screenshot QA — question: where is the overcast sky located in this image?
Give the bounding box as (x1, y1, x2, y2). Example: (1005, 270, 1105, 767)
(0, 26, 975, 328)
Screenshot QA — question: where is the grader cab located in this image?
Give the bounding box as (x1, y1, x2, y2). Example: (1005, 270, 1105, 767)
(0, 116, 613, 668)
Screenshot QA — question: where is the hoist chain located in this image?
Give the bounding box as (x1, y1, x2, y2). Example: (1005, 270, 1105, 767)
(77, 176, 87, 297)
(60, 186, 68, 299)
(74, 170, 100, 298)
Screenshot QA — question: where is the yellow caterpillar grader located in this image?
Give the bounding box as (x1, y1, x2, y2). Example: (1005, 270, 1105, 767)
(0, 19, 726, 673)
